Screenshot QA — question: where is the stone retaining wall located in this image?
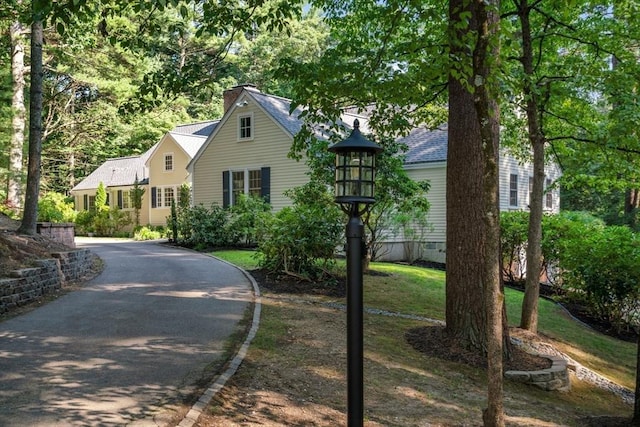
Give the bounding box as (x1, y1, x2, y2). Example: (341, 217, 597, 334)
(505, 354, 570, 391)
(36, 222, 76, 248)
(0, 249, 93, 314)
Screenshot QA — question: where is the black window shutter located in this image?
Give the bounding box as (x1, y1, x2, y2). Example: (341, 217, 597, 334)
(83, 194, 88, 210)
(261, 167, 271, 203)
(106, 193, 110, 205)
(151, 187, 157, 208)
(222, 171, 230, 208)
(117, 190, 123, 208)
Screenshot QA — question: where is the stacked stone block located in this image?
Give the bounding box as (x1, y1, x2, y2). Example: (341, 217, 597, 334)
(0, 249, 93, 314)
(36, 222, 76, 248)
(505, 354, 570, 391)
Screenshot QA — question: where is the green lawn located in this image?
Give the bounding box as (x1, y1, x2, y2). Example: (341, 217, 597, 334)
(212, 249, 636, 390)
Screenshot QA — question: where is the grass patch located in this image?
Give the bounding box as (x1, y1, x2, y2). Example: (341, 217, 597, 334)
(212, 249, 261, 270)
(202, 275, 633, 426)
(214, 250, 636, 391)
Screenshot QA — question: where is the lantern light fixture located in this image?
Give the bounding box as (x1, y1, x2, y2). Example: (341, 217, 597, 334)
(328, 119, 383, 212)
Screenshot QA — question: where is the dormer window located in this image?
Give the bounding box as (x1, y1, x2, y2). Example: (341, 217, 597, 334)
(238, 113, 253, 141)
(164, 153, 174, 172)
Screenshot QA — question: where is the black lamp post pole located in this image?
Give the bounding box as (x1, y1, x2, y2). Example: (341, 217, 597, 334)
(346, 203, 364, 426)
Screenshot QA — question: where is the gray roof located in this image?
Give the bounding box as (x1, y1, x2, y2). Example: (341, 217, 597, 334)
(169, 132, 207, 158)
(71, 145, 155, 191)
(399, 124, 448, 164)
(248, 91, 304, 137)
(172, 120, 219, 137)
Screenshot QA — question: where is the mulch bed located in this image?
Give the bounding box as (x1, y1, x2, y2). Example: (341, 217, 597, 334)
(405, 325, 552, 372)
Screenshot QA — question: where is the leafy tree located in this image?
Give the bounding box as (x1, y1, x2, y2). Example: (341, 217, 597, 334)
(95, 182, 108, 213)
(366, 145, 431, 263)
(130, 175, 145, 228)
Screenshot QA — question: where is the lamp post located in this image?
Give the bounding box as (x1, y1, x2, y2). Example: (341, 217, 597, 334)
(329, 119, 382, 426)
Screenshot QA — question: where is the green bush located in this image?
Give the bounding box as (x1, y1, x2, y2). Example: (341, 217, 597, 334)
(93, 207, 132, 236)
(75, 210, 96, 235)
(226, 194, 271, 247)
(561, 225, 640, 333)
(134, 226, 163, 241)
(182, 203, 230, 249)
(38, 192, 77, 223)
(500, 211, 529, 283)
(500, 210, 640, 333)
(257, 182, 342, 280)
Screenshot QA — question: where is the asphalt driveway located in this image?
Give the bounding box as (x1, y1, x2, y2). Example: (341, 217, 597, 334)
(0, 238, 253, 426)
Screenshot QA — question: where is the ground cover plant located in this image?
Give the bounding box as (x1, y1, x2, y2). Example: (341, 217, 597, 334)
(202, 250, 635, 426)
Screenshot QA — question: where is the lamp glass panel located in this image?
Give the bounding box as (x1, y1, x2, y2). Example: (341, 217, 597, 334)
(361, 182, 373, 198)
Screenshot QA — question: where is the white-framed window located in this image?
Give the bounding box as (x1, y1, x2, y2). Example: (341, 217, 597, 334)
(164, 153, 174, 172)
(88, 195, 96, 211)
(224, 168, 269, 207)
(248, 169, 261, 197)
(122, 191, 132, 209)
(153, 186, 177, 208)
(238, 114, 253, 141)
(509, 174, 518, 206)
(232, 170, 245, 203)
(545, 178, 553, 209)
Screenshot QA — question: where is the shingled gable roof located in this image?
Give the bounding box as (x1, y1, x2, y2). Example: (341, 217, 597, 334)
(143, 120, 219, 166)
(73, 118, 222, 193)
(399, 124, 448, 165)
(172, 120, 219, 137)
(247, 90, 304, 137)
(71, 144, 155, 191)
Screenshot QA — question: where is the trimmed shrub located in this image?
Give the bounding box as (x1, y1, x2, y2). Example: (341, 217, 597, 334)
(182, 203, 230, 250)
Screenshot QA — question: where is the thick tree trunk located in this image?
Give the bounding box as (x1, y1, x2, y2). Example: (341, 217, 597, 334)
(8, 20, 27, 211)
(519, 0, 545, 333)
(472, 0, 504, 425)
(446, 73, 486, 349)
(449, 0, 505, 424)
(17, 18, 43, 235)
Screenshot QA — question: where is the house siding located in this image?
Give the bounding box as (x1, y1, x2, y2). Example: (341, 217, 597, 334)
(73, 186, 149, 230)
(378, 151, 561, 264)
(192, 101, 309, 212)
(147, 135, 192, 225)
(498, 153, 561, 214)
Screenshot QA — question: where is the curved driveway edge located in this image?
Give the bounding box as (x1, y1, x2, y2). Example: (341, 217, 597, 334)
(0, 238, 255, 427)
(177, 254, 262, 427)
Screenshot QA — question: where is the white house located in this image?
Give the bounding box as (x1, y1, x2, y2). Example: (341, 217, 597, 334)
(73, 84, 561, 264)
(390, 124, 561, 263)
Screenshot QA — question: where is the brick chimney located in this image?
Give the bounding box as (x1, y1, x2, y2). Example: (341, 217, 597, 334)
(223, 84, 258, 113)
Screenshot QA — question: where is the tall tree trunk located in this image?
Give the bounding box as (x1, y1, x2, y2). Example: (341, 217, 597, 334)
(519, 0, 545, 334)
(472, 0, 504, 425)
(449, 0, 505, 424)
(17, 17, 43, 235)
(8, 20, 26, 212)
(446, 0, 487, 350)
